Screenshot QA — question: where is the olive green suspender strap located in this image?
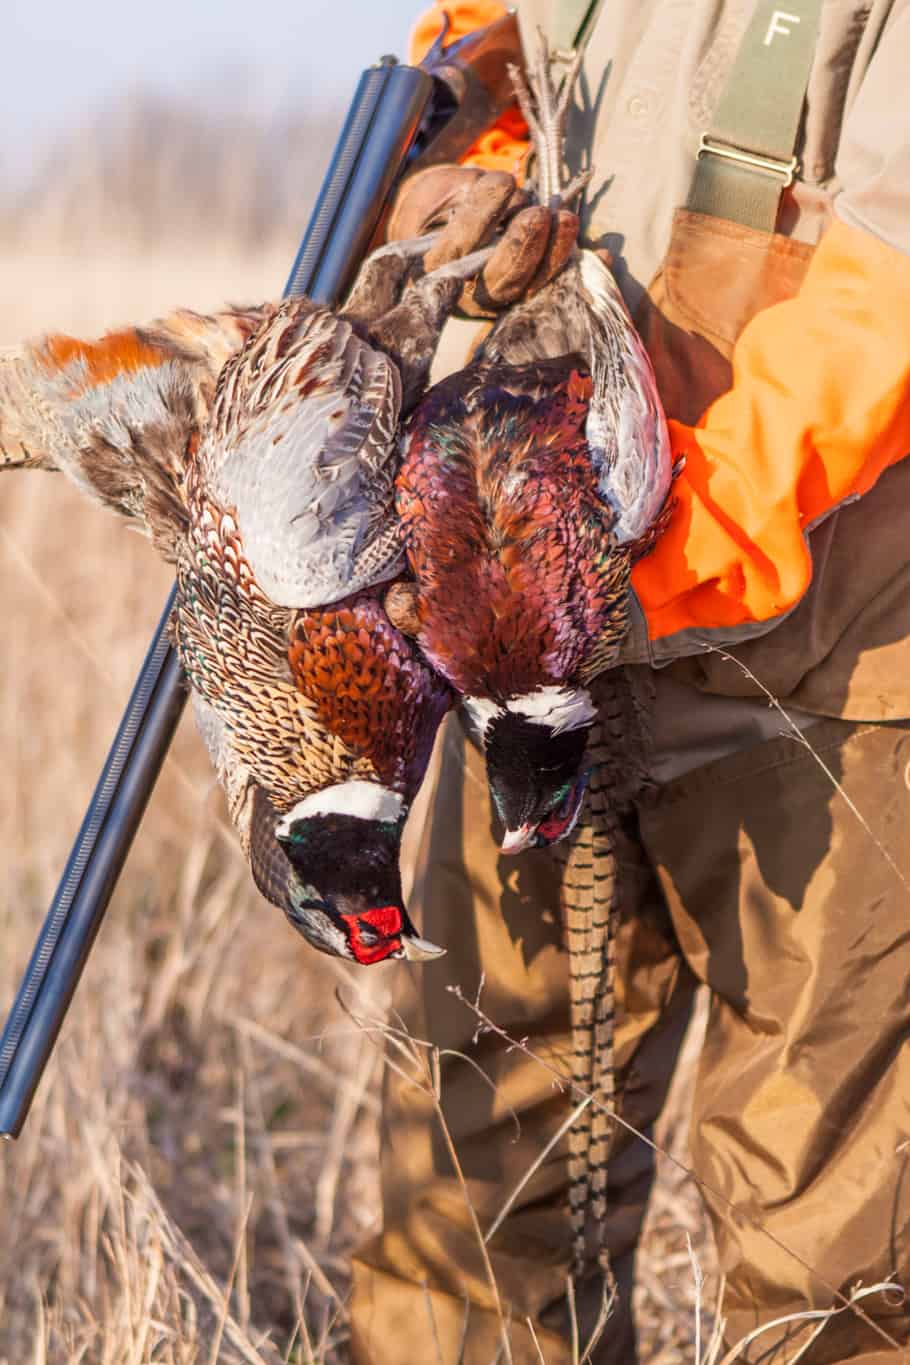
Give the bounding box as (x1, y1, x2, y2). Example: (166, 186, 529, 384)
(541, 0, 823, 231)
(687, 0, 824, 231)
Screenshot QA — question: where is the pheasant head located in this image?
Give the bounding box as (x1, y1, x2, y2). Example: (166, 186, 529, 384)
(466, 688, 596, 853)
(275, 592, 449, 964)
(246, 779, 443, 967)
(275, 789, 433, 965)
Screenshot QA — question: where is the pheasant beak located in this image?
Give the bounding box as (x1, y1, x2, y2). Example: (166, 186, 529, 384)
(500, 824, 536, 856)
(400, 933, 447, 962)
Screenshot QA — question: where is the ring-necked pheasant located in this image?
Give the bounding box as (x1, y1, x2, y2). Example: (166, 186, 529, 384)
(388, 45, 674, 1274)
(0, 224, 500, 966)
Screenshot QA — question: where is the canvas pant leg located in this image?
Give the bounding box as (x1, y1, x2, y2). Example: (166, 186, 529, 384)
(350, 714, 696, 1364)
(639, 717, 910, 1363)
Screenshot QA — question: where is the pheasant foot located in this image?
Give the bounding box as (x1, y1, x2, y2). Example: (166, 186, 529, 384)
(343, 232, 440, 323)
(361, 244, 495, 410)
(508, 37, 587, 204)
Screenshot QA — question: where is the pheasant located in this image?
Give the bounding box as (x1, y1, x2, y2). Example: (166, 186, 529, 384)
(389, 47, 674, 1273)
(0, 218, 506, 967)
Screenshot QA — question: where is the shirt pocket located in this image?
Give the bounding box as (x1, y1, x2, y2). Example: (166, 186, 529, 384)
(635, 208, 815, 424)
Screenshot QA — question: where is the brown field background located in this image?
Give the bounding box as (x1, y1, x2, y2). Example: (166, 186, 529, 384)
(0, 98, 715, 1363)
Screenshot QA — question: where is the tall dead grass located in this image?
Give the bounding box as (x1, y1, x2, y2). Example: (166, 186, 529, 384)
(0, 473, 391, 1362)
(0, 94, 717, 1363)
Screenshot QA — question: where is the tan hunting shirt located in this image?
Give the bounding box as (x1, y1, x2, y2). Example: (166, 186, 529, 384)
(515, 0, 908, 293)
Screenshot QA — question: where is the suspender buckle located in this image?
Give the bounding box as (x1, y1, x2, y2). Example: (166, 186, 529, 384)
(697, 135, 799, 189)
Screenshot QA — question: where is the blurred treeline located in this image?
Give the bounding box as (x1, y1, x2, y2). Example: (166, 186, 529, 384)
(0, 91, 345, 251)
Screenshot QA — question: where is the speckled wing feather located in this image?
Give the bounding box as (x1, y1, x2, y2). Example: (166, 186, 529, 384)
(575, 253, 672, 545)
(202, 299, 404, 609)
(192, 690, 296, 912)
(0, 307, 267, 560)
(175, 504, 368, 813)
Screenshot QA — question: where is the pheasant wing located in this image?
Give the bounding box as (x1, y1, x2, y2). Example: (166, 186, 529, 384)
(0, 307, 267, 560)
(478, 253, 672, 549)
(575, 252, 672, 547)
(203, 300, 404, 609)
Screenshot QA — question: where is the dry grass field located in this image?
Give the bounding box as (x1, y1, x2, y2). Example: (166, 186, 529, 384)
(0, 101, 719, 1363)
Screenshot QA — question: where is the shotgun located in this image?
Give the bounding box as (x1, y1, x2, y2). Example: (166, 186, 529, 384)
(0, 13, 523, 1139)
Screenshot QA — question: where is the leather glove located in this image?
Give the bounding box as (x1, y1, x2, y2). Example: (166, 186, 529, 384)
(387, 164, 578, 316)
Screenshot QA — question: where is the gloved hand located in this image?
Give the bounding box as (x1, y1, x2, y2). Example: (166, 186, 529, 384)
(387, 164, 578, 316)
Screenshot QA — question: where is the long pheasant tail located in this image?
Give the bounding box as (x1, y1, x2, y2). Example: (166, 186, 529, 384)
(586, 704, 624, 1291)
(557, 669, 652, 1290)
(558, 711, 620, 1290)
(558, 806, 597, 1273)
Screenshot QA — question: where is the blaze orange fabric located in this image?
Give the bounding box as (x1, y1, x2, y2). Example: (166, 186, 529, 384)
(410, 0, 505, 55)
(409, 2, 529, 176)
(634, 220, 910, 639)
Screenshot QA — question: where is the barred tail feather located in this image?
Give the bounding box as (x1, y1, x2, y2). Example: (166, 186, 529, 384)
(558, 810, 599, 1273)
(558, 669, 652, 1285)
(587, 735, 621, 1289)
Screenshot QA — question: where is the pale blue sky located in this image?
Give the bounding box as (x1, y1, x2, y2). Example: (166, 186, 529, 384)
(5, 0, 424, 163)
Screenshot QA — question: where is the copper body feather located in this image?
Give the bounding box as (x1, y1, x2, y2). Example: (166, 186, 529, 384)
(399, 357, 631, 700)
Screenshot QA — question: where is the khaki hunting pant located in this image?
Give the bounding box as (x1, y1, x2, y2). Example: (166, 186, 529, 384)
(350, 688, 910, 1364)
